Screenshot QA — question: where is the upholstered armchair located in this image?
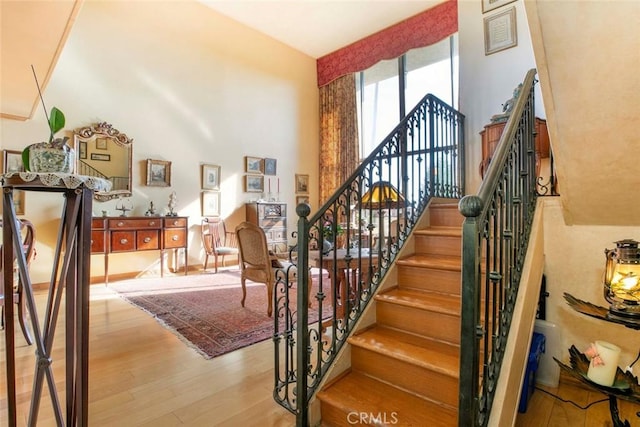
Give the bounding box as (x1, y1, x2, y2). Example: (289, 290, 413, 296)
(201, 217, 239, 273)
(235, 221, 296, 317)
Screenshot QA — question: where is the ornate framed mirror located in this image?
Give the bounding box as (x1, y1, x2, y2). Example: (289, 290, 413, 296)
(73, 122, 133, 202)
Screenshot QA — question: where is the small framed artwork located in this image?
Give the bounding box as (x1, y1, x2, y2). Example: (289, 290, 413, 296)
(296, 196, 309, 205)
(90, 153, 110, 161)
(264, 158, 277, 175)
(146, 159, 172, 187)
(482, 0, 516, 13)
(201, 191, 221, 216)
(3, 150, 24, 173)
(13, 190, 25, 215)
(79, 141, 87, 159)
(244, 175, 264, 192)
(96, 138, 108, 150)
(295, 174, 309, 194)
(484, 7, 517, 55)
(245, 156, 264, 174)
(202, 164, 221, 190)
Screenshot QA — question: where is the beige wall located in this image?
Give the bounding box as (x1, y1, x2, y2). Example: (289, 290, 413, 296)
(543, 198, 639, 366)
(0, 0, 319, 282)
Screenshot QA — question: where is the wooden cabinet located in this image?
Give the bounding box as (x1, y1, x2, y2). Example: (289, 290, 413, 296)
(245, 202, 288, 254)
(479, 117, 550, 177)
(91, 216, 188, 283)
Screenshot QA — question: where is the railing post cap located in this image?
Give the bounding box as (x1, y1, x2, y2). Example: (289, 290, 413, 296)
(296, 202, 311, 217)
(459, 195, 483, 217)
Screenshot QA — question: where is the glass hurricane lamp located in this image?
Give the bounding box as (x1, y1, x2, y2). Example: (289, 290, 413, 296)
(604, 239, 640, 318)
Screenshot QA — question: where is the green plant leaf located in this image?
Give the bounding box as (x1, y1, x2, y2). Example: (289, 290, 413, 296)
(21, 146, 31, 172)
(48, 107, 65, 142)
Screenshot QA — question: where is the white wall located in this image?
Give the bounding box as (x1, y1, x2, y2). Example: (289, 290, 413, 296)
(458, 0, 542, 194)
(0, 0, 319, 283)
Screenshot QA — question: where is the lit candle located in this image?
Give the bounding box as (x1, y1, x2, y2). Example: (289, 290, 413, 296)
(586, 340, 621, 386)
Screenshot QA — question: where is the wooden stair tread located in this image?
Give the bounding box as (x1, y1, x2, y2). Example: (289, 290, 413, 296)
(349, 326, 459, 378)
(317, 371, 457, 426)
(375, 288, 460, 316)
(397, 254, 461, 271)
(415, 226, 462, 237)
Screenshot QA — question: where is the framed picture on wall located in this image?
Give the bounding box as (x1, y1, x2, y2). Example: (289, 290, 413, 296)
(245, 156, 264, 174)
(12, 189, 25, 216)
(146, 159, 172, 187)
(264, 158, 277, 175)
(295, 174, 309, 194)
(3, 149, 24, 173)
(484, 7, 517, 55)
(244, 175, 264, 192)
(482, 0, 516, 13)
(202, 164, 221, 190)
(201, 191, 221, 216)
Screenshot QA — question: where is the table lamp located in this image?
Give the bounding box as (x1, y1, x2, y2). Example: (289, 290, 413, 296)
(359, 181, 405, 252)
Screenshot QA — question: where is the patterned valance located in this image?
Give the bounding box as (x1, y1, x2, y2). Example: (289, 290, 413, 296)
(316, 0, 457, 87)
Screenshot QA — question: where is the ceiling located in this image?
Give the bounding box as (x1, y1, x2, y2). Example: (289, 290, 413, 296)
(0, 0, 441, 120)
(198, 0, 442, 58)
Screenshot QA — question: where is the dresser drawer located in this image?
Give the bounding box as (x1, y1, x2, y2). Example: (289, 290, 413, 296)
(111, 231, 136, 252)
(92, 218, 106, 230)
(164, 229, 186, 248)
(164, 217, 187, 228)
(109, 218, 161, 229)
(260, 218, 285, 228)
(137, 230, 160, 250)
(91, 230, 105, 253)
(267, 228, 287, 241)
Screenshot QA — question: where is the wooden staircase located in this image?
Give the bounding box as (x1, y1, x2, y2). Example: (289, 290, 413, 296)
(317, 200, 463, 426)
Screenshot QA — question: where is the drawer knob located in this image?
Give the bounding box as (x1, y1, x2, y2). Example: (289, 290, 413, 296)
(172, 220, 178, 225)
(143, 237, 151, 243)
(120, 238, 128, 244)
(149, 221, 156, 226)
(117, 221, 124, 227)
(172, 235, 178, 241)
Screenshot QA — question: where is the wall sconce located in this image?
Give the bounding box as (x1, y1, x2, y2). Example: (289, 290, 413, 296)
(604, 239, 640, 319)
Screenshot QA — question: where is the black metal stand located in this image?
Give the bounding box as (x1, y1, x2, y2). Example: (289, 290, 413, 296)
(2, 173, 106, 427)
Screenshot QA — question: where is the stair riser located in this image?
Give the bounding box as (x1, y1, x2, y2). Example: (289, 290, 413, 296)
(351, 346, 458, 409)
(377, 303, 460, 344)
(429, 205, 463, 227)
(397, 265, 460, 295)
(415, 234, 460, 257)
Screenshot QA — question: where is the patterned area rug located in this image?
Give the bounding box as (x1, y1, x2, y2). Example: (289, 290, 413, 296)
(109, 268, 330, 359)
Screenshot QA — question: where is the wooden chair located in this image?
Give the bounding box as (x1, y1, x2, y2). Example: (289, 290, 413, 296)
(0, 218, 37, 345)
(235, 221, 295, 317)
(201, 217, 239, 273)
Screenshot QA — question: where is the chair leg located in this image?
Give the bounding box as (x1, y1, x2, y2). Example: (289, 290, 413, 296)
(267, 282, 273, 317)
(16, 292, 33, 345)
(214, 253, 219, 273)
(240, 278, 247, 308)
(203, 254, 209, 271)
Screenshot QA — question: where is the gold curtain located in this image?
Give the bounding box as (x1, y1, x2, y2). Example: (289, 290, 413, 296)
(318, 74, 359, 204)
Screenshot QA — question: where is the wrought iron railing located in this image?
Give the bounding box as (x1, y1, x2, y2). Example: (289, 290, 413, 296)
(458, 68, 539, 426)
(273, 94, 465, 425)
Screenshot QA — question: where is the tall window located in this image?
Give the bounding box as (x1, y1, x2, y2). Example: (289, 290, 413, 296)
(356, 35, 459, 159)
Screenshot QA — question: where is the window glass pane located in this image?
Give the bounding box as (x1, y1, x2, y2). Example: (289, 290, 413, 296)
(406, 35, 459, 110)
(356, 58, 399, 159)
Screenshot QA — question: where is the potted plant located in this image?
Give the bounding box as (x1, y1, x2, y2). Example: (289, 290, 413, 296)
(21, 66, 74, 173)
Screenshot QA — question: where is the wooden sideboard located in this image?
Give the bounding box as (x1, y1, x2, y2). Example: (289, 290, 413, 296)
(91, 216, 188, 284)
(479, 117, 550, 177)
(245, 202, 288, 254)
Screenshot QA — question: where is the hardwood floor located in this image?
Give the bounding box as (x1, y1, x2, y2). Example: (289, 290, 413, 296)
(1, 279, 294, 426)
(515, 373, 640, 427)
(3, 275, 639, 426)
